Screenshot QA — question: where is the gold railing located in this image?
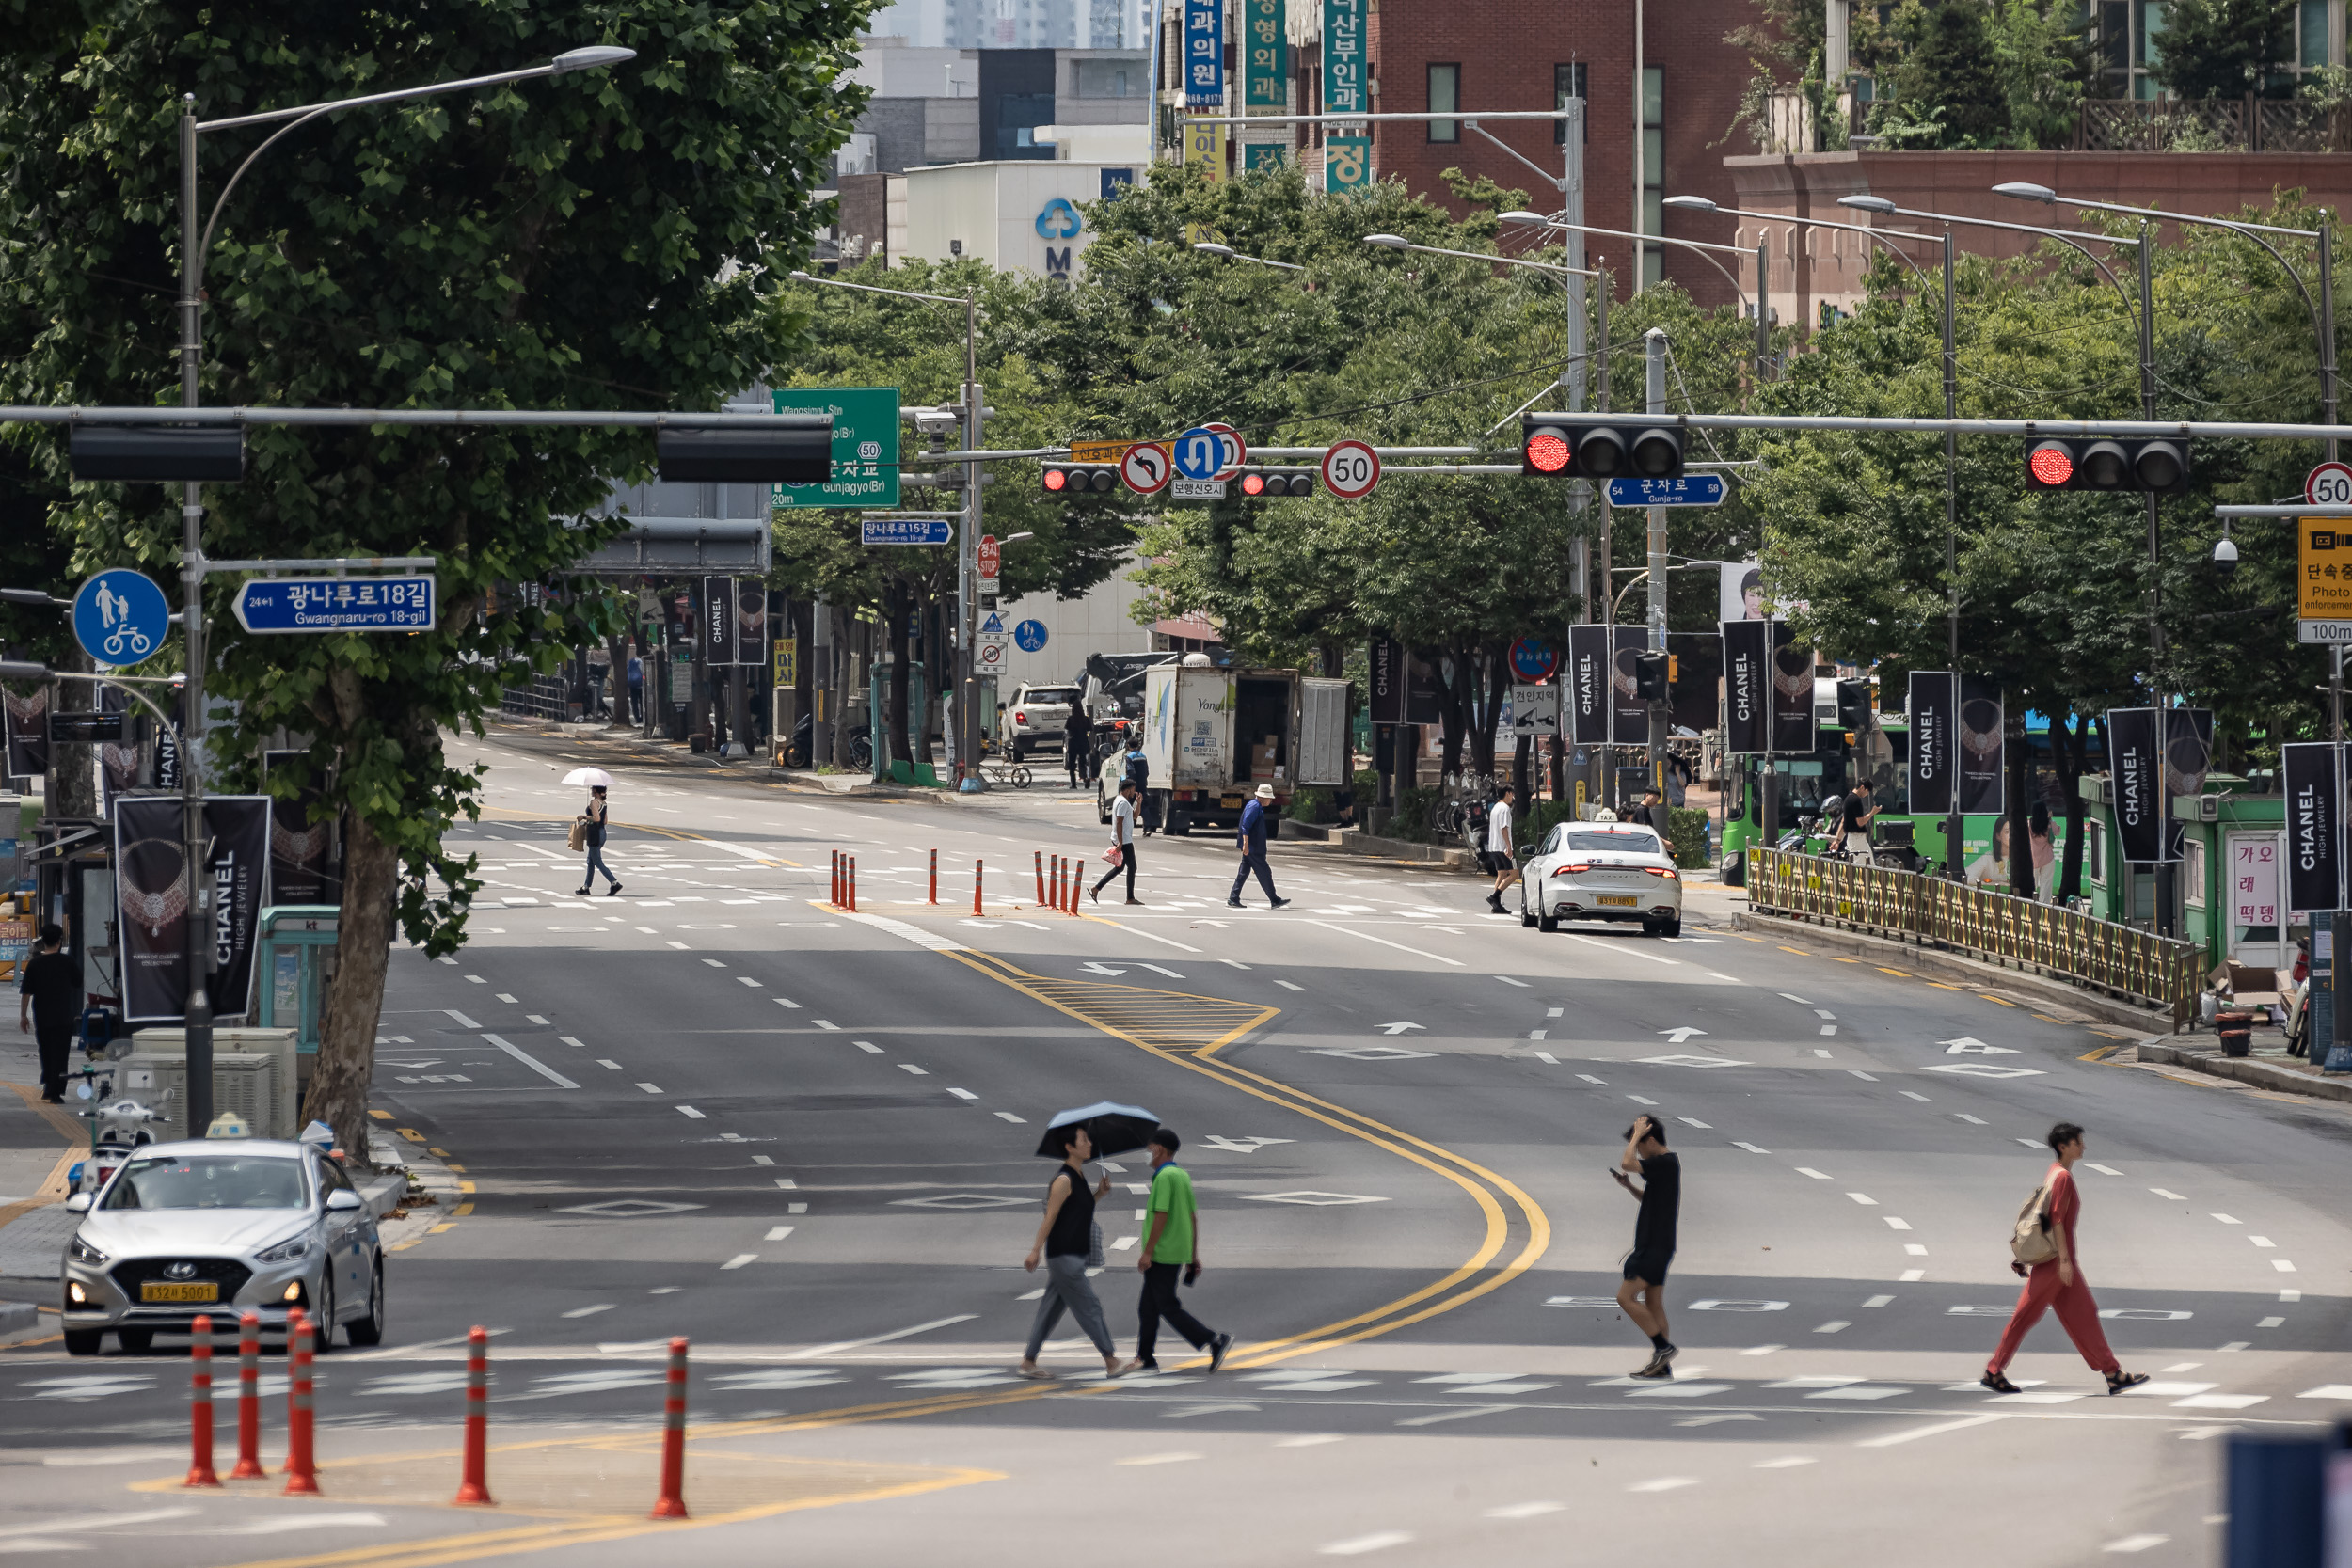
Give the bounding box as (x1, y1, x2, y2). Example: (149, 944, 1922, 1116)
(1747, 848, 2200, 1019)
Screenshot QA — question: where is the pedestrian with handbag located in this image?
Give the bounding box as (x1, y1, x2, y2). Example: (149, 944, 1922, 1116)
(1091, 779, 1143, 905)
(1018, 1123, 1123, 1381)
(573, 784, 622, 898)
(1980, 1121, 2149, 1394)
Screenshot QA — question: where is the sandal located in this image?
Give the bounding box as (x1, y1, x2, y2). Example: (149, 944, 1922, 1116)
(1015, 1366, 1057, 1382)
(2105, 1370, 2149, 1395)
(1979, 1370, 2022, 1394)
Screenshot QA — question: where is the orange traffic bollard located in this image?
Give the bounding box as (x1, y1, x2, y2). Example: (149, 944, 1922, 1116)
(929, 848, 938, 904)
(184, 1313, 220, 1487)
(1034, 850, 1045, 906)
(849, 856, 858, 912)
(1066, 857, 1079, 914)
(453, 1325, 493, 1505)
(830, 850, 840, 905)
(282, 1312, 319, 1496)
(973, 860, 983, 917)
(230, 1311, 264, 1480)
(650, 1337, 690, 1518)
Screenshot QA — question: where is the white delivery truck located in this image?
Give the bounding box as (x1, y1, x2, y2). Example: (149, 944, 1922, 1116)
(1101, 658, 1350, 835)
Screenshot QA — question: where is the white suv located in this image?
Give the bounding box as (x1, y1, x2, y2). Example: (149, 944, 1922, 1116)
(1006, 684, 1079, 760)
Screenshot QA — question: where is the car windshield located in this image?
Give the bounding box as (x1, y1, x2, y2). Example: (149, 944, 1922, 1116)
(102, 1155, 309, 1212)
(1564, 829, 1664, 855)
(1024, 688, 1078, 705)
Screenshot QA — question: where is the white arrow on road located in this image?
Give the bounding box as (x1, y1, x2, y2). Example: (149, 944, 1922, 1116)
(1080, 962, 1129, 976)
(1375, 1022, 1426, 1036)
(1939, 1037, 2018, 1055)
(1658, 1027, 1709, 1044)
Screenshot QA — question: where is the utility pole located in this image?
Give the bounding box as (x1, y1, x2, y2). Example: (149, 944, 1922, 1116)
(176, 96, 215, 1135)
(957, 296, 983, 784)
(1645, 327, 1668, 795)
(1941, 229, 1962, 883)
(1596, 270, 1613, 807)
(1564, 92, 1588, 809)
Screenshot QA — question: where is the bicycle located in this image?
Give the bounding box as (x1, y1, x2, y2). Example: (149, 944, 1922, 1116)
(978, 755, 1031, 789)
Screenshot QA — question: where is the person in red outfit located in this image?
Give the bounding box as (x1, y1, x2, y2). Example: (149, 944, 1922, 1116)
(1982, 1121, 2151, 1395)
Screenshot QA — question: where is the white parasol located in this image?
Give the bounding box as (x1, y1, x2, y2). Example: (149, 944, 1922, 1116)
(561, 767, 615, 788)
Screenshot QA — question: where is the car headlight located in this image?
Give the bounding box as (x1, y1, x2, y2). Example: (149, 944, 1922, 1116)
(256, 1232, 314, 1264)
(68, 1234, 107, 1265)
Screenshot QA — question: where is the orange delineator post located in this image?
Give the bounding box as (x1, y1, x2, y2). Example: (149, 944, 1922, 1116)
(453, 1324, 493, 1505)
(973, 860, 983, 917)
(831, 850, 841, 905)
(1067, 858, 1080, 914)
(184, 1312, 219, 1487)
(848, 856, 858, 912)
(1051, 857, 1063, 911)
(929, 848, 938, 904)
(1034, 850, 1045, 906)
(230, 1311, 264, 1480)
(650, 1337, 690, 1518)
(281, 1312, 319, 1496)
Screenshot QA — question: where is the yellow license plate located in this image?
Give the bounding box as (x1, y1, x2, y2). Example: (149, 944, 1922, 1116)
(1597, 895, 1639, 908)
(139, 1281, 218, 1304)
(1221, 796, 1243, 807)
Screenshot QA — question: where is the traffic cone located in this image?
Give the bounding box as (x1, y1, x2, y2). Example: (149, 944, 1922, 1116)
(453, 1325, 493, 1505)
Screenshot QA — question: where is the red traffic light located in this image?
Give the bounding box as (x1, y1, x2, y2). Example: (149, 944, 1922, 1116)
(1241, 472, 1265, 495)
(1525, 431, 1572, 473)
(2026, 442, 2074, 486)
(1043, 467, 1069, 491)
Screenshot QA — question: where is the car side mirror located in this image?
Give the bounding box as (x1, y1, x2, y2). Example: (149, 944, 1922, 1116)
(65, 1192, 91, 1212)
(325, 1189, 364, 1212)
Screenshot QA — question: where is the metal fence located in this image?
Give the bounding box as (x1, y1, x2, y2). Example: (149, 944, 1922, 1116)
(1747, 847, 2200, 1021)
(499, 673, 570, 721)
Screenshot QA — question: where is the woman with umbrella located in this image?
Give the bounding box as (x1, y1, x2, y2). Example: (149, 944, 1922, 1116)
(1019, 1105, 1152, 1380)
(566, 768, 623, 898)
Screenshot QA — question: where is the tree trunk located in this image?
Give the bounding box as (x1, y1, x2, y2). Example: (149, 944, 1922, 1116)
(2055, 709, 2088, 904)
(831, 606, 854, 769)
(2007, 698, 2036, 899)
(303, 800, 397, 1168)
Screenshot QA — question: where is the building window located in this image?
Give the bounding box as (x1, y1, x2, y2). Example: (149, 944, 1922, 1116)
(1641, 66, 1662, 288)
(1554, 62, 1587, 144)
(1076, 59, 1141, 98)
(2087, 818, 2106, 886)
(1427, 64, 1459, 142)
(2184, 835, 2207, 908)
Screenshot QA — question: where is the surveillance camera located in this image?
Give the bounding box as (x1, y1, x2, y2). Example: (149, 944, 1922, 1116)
(2213, 535, 2238, 576)
(914, 409, 961, 438)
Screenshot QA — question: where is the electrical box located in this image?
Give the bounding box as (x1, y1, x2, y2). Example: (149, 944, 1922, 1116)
(118, 1053, 278, 1142)
(130, 1027, 299, 1139)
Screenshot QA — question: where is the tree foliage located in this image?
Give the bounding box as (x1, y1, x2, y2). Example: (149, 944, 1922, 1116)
(2148, 0, 2300, 101)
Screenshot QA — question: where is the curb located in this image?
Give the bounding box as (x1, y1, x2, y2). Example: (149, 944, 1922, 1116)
(1730, 910, 2177, 1034)
(2137, 1041, 2352, 1103)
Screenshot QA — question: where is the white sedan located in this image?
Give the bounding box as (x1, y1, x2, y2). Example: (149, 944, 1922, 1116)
(1518, 821, 1683, 937)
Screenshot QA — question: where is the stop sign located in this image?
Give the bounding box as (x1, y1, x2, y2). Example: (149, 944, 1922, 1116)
(977, 535, 1002, 579)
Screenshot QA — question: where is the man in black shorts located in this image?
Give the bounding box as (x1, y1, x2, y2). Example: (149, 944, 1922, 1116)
(1612, 1114, 1680, 1378)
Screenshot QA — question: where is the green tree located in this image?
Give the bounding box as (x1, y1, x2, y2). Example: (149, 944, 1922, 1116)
(0, 0, 869, 1161)
(1885, 0, 2011, 146)
(2148, 0, 2299, 100)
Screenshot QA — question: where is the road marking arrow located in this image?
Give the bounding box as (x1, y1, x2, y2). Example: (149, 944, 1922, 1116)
(1375, 1022, 1426, 1036)
(1939, 1037, 2018, 1055)
(1658, 1027, 1709, 1044)
(1080, 962, 1129, 976)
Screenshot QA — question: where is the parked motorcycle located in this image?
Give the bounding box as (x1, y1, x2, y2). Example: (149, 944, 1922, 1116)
(66, 1064, 171, 1196)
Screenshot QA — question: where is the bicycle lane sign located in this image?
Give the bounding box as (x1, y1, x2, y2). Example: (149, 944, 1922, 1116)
(73, 569, 170, 668)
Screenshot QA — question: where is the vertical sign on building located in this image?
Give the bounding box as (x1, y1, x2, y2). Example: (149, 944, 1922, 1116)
(2106, 706, 2165, 863)
(1907, 673, 1956, 816)
(1244, 0, 1285, 106)
(1720, 619, 1768, 753)
(1567, 625, 1611, 746)
(1184, 0, 1223, 106)
(2283, 741, 2343, 913)
(1185, 116, 1228, 182)
(1322, 0, 1369, 192)
(1957, 677, 2004, 815)
(701, 577, 739, 668)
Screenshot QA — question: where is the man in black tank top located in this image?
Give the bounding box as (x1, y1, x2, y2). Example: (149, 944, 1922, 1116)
(1020, 1124, 1123, 1379)
(1613, 1115, 1682, 1380)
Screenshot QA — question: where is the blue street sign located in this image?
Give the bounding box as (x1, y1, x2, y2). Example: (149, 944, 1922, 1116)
(1015, 619, 1049, 652)
(1605, 473, 1726, 508)
(861, 517, 953, 546)
(232, 576, 436, 635)
(72, 569, 170, 667)
(1507, 637, 1558, 682)
(1171, 427, 1226, 481)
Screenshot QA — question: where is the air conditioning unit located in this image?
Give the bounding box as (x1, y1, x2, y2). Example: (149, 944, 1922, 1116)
(116, 1053, 277, 1142)
(130, 1027, 298, 1138)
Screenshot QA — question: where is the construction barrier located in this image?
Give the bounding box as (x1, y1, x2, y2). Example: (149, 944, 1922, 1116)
(282, 1312, 319, 1496)
(650, 1337, 690, 1518)
(184, 1313, 219, 1487)
(230, 1311, 264, 1480)
(454, 1324, 493, 1506)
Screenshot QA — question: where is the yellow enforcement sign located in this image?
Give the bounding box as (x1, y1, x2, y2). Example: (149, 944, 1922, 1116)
(2299, 517, 2352, 620)
(1070, 440, 1132, 465)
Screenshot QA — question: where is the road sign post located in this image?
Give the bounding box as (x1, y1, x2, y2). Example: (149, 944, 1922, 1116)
(1120, 444, 1172, 494)
(860, 517, 955, 546)
(230, 576, 436, 634)
(72, 569, 171, 667)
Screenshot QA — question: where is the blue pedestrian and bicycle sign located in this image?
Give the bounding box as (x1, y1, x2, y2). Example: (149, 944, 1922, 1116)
(1014, 619, 1049, 652)
(232, 575, 436, 635)
(861, 517, 954, 546)
(1605, 474, 1726, 508)
(72, 569, 170, 667)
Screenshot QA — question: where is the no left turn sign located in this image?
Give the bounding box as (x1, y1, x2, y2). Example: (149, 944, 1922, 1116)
(1121, 442, 1172, 494)
(1322, 439, 1380, 500)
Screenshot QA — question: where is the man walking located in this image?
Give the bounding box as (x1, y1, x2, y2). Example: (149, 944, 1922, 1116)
(16, 924, 78, 1102)
(1091, 778, 1144, 905)
(1627, 786, 1668, 834)
(1612, 1114, 1680, 1379)
(1120, 1127, 1234, 1376)
(1484, 783, 1518, 913)
(1228, 783, 1289, 910)
(1063, 707, 1092, 790)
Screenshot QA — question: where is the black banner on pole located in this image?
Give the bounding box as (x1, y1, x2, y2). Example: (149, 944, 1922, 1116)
(2165, 707, 2215, 860)
(1568, 626, 1610, 745)
(2106, 707, 2164, 863)
(4, 687, 47, 778)
(115, 796, 272, 1024)
(2283, 742, 2344, 915)
(1907, 672, 1956, 816)
(1612, 626, 1647, 742)
(699, 576, 738, 668)
(262, 752, 342, 907)
(734, 582, 767, 669)
(1722, 619, 1769, 753)
(1368, 636, 1405, 724)
(1768, 625, 1814, 754)
(1958, 678, 2004, 815)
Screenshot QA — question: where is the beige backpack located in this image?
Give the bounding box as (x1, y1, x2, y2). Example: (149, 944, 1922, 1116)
(2010, 1178, 2059, 1266)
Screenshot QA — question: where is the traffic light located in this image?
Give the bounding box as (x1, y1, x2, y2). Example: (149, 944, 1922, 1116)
(2023, 437, 2190, 494)
(1836, 679, 1873, 733)
(1634, 651, 1671, 701)
(1042, 464, 1118, 495)
(656, 423, 833, 483)
(1239, 468, 1317, 497)
(70, 426, 246, 483)
(1519, 419, 1684, 480)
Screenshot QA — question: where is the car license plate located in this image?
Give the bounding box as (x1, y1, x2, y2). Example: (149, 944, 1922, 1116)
(1597, 895, 1639, 908)
(139, 1282, 217, 1304)
(1221, 796, 1243, 807)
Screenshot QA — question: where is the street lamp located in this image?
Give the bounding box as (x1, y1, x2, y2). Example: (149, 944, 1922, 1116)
(1191, 243, 1307, 273)
(788, 269, 989, 788)
(168, 44, 633, 1132)
(1498, 211, 1769, 381)
(1661, 193, 1937, 286)
(1360, 233, 1600, 409)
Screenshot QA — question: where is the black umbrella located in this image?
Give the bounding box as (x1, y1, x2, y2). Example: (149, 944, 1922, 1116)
(1034, 1101, 1160, 1160)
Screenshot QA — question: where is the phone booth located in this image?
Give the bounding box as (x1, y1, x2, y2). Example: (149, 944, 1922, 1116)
(255, 906, 338, 1084)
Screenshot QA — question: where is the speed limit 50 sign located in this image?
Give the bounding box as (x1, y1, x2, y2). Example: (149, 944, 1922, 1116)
(1322, 439, 1380, 500)
(2310, 461, 2352, 508)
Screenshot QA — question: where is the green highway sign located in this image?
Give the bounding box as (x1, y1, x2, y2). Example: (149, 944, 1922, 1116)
(772, 386, 899, 509)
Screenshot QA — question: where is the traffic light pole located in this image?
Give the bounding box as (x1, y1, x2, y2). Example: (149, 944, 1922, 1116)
(178, 100, 215, 1135)
(959, 296, 983, 787)
(1941, 230, 1962, 886)
(1645, 329, 1669, 796)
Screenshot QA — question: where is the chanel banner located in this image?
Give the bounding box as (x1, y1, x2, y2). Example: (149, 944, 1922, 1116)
(4, 687, 46, 778)
(1769, 625, 1815, 754)
(1368, 636, 1405, 724)
(1567, 626, 1611, 745)
(115, 796, 272, 1024)
(1908, 672, 1956, 816)
(262, 752, 342, 907)
(1613, 626, 1648, 740)
(734, 583, 768, 669)
(2106, 707, 2165, 863)
(1958, 678, 2004, 815)
(699, 576, 738, 667)
(1722, 619, 1769, 753)
(2282, 742, 2344, 914)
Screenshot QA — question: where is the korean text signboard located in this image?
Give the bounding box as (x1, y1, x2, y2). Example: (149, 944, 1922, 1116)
(1243, 0, 1286, 106)
(233, 576, 435, 635)
(773, 387, 898, 510)
(1322, 0, 1365, 121)
(1184, 0, 1224, 106)
(2233, 833, 2280, 931)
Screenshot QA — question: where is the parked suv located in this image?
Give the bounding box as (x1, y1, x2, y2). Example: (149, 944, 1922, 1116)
(1006, 684, 1079, 761)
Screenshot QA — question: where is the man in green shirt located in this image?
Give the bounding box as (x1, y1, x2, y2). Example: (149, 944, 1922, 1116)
(1119, 1127, 1234, 1375)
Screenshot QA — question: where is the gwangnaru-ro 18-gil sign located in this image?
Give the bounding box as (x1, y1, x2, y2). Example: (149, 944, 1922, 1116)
(232, 576, 435, 634)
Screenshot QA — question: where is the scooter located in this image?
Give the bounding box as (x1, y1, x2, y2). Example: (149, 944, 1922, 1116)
(65, 1063, 172, 1196)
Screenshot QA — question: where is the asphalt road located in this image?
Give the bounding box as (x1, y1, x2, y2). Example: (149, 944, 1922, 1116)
(3, 723, 2346, 1567)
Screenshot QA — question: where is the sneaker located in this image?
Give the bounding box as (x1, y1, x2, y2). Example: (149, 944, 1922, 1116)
(2105, 1370, 2149, 1395)
(1227, 899, 1245, 909)
(1656, 1341, 1679, 1367)
(606, 883, 624, 897)
(1629, 1354, 1674, 1380)
(1208, 1332, 1234, 1372)
(575, 886, 592, 896)
(1979, 1370, 2022, 1394)
(1270, 896, 1291, 910)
